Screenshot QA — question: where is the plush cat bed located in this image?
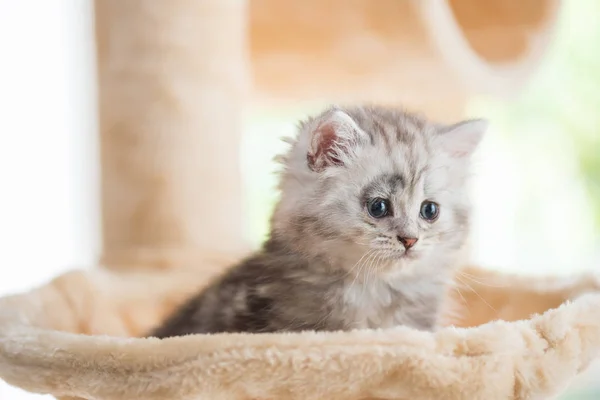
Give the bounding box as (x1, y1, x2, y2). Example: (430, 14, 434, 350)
(1, 261, 599, 400)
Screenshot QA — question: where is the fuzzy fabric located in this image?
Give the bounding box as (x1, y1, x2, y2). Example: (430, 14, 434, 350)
(0, 264, 599, 400)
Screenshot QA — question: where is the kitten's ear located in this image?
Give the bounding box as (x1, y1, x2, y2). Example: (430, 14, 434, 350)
(435, 119, 488, 158)
(307, 109, 369, 172)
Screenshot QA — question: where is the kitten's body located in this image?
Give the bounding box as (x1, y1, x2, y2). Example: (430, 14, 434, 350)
(152, 239, 445, 337)
(151, 105, 486, 337)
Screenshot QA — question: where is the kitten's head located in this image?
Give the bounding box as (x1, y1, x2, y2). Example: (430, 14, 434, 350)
(271, 105, 487, 279)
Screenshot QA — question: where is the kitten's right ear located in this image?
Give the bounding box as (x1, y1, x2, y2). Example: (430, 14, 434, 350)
(435, 119, 488, 158)
(307, 109, 369, 172)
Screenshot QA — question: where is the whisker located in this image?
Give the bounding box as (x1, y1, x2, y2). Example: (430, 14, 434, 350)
(362, 250, 382, 299)
(458, 272, 508, 288)
(458, 270, 502, 282)
(346, 249, 375, 279)
(455, 276, 498, 314)
(350, 250, 378, 292)
(452, 285, 471, 316)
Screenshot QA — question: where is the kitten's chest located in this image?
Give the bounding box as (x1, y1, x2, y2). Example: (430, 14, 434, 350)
(341, 279, 440, 330)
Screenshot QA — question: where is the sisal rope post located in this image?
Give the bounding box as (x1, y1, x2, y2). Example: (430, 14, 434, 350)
(95, 0, 249, 272)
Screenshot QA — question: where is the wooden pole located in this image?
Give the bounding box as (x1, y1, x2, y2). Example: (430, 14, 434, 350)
(95, 1, 249, 271)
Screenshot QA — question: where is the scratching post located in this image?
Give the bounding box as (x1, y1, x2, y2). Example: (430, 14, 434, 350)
(96, 0, 249, 271)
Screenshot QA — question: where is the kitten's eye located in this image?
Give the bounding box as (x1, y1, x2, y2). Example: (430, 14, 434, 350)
(367, 198, 390, 219)
(420, 201, 439, 221)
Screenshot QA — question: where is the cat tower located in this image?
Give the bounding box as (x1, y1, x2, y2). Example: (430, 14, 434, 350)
(2, 1, 600, 399)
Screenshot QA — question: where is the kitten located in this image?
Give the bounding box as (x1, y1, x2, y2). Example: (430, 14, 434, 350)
(150, 105, 487, 337)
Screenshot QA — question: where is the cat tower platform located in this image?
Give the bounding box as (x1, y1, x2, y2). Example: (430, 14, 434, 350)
(3, 1, 600, 399)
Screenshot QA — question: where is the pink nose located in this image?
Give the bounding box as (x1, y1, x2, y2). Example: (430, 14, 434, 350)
(397, 236, 418, 250)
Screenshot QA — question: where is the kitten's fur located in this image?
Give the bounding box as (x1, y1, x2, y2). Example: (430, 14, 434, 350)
(150, 105, 486, 337)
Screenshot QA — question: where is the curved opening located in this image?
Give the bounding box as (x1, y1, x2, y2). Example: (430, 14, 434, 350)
(447, 0, 556, 64)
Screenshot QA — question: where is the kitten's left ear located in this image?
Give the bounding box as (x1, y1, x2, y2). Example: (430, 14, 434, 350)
(435, 119, 488, 158)
(307, 108, 370, 172)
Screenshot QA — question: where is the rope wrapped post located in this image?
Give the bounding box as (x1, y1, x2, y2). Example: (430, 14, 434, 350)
(95, 0, 249, 271)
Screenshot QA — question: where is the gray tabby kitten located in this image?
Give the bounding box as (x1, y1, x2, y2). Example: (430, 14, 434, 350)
(151, 105, 487, 337)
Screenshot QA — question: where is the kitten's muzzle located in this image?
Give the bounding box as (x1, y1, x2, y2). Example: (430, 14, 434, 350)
(397, 236, 418, 250)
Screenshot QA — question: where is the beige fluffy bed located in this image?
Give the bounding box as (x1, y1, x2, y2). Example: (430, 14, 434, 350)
(1, 261, 599, 400)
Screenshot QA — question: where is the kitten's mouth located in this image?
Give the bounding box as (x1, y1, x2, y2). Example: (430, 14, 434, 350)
(377, 249, 417, 261)
(397, 249, 418, 261)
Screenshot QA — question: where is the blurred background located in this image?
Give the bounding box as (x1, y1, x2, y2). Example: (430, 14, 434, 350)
(0, 0, 599, 398)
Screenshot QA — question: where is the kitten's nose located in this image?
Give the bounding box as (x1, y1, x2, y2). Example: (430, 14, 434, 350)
(397, 236, 418, 250)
